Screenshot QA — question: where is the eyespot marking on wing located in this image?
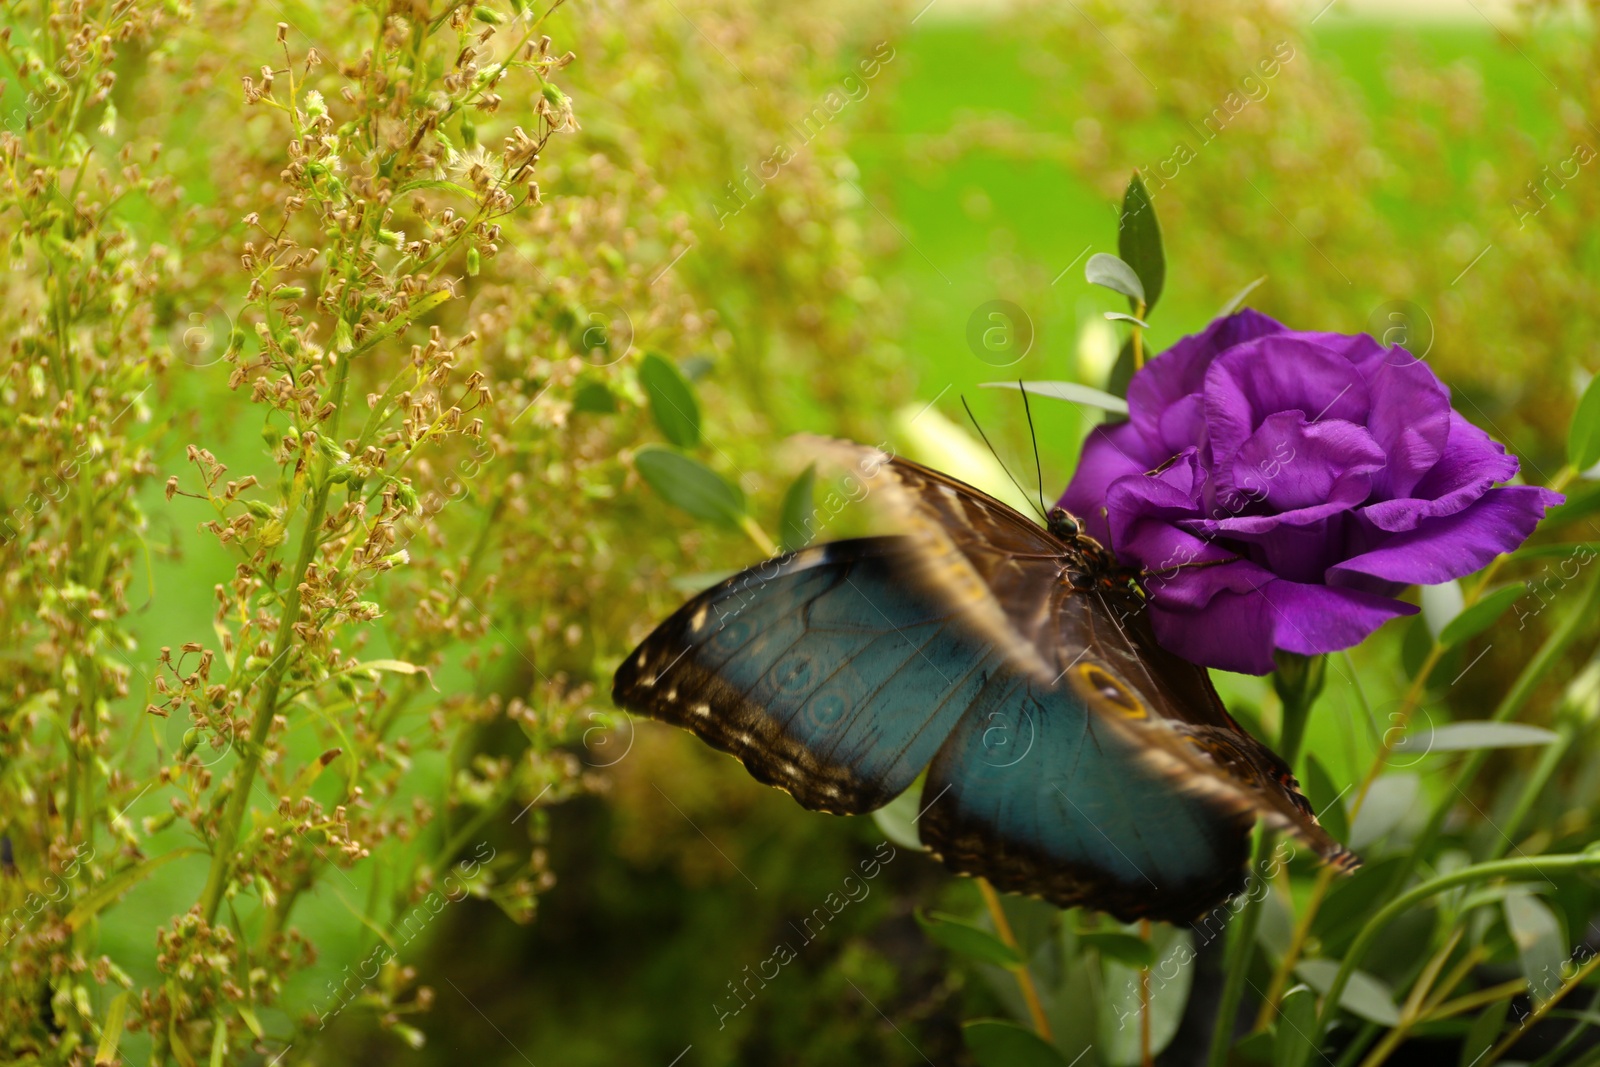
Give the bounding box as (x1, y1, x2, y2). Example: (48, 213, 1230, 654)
(1073, 663, 1145, 719)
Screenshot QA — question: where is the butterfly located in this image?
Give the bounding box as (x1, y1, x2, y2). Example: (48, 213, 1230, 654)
(613, 437, 1357, 923)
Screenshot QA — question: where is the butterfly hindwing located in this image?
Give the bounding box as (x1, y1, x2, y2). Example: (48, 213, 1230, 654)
(916, 668, 1253, 921)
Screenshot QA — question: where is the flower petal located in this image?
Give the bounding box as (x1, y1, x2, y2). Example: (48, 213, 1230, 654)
(1058, 420, 1156, 545)
(1203, 335, 1371, 478)
(1149, 571, 1415, 675)
(1150, 592, 1279, 675)
(1362, 359, 1452, 500)
(1361, 413, 1522, 533)
(1103, 450, 1240, 575)
(1230, 413, 1386, 513)
(1332, 486, 1565, 587)
(1128, 309, 1285, 459)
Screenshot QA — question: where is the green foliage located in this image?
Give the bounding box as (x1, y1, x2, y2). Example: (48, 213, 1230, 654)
(638, 353, 702, 448)
(1117, 173, 1165, 312)
(634, 446, 746, 527)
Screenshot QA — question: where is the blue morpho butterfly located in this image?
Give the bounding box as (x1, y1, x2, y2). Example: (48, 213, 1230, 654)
(613, 437, 1358, 923)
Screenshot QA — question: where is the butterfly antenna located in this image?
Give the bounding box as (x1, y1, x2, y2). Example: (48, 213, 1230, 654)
(961, 394, 1046, 522)
(1018, 380, 1047, 517)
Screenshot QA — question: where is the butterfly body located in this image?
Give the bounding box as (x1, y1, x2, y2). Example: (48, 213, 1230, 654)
(613, 440, 1356, 922)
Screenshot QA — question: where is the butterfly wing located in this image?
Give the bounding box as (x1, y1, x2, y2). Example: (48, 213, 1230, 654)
(615, 535, 1257, 921)
(612, 537, 993, 813)
(916, 667, 1252, 921)
(802, 437, 1355, 871)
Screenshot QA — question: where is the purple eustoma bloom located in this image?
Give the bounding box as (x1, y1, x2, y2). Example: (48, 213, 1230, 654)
(1061, 309, 1563, 675)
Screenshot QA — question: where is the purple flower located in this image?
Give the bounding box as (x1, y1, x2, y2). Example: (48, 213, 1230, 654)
(1061, 310, 1563, 675)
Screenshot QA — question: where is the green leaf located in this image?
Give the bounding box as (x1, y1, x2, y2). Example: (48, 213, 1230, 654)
(1507, 540, 1600, 564)
(980, 380, 1129, 415)
(1103, 311, 1151, 329)
(1274, 984, 1319, 1067)
(962, 1020, 1069, 1067)
(1302, 754, 1349, 844)
(1420, 579, 1465, 640)
(779, 463, 817, 552)
(1546, 480, 1600, 528)
(871, 787, 925, 851)
(1347, 773, 1418, 850)
(1295, 959, 1401, 1026)
(1439, 584, 1525, 647)
(572, 380, 617, 414)
(1569, 373, 1600, 470)
(1085, 253, 1146, 305)
(1078, 930, 1156, 969)
(1096, 927, 1194, 1065)
(1313, 856, 1410, 953)
(638, 353, 701, 448)
(1216, 276, 1267, 317)
(1107, 336, 1137, 399)
(916, 909, 1022, 967)
(1401, 721, 1559, 754)
(1459, 998, 1509, 1067)
(355, 658, 428, 677)
(634, 447, 745, 527)
(1231, 1031, 1277, 1065)
(1117, 174, 1164, 312)
(96, 992, 131, 1066)
(1505, 890, 1567, 1003)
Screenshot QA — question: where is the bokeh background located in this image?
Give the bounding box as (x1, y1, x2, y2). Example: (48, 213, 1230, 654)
(2, 0, 1598, 1064)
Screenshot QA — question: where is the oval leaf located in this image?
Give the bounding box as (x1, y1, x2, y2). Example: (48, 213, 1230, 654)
(871, 787, 925, 851)
(1118, 174, 1165, 312)
(1459, 998, 1509, 1067)
(1505, 890, 1567, 1003)
(962, 1019, 1069, 1067)
(1274, 984, 1318, 1067)
(1439, 585, 1525, 647)
(638, 353, 701, 448)
(916, 910, 1022, 967)
(1096, 927, 1193, 1065)
(1402, 722, 1559, 753)
(1079, 930, 1156, 969)
(1086, 252, 1146, 305)
(1295, 958, 1401, 1027)
(634, 446, 745, 527)
(1103, 312, 1151, 329)
(779, 463, 817, 552)
(1569, 373, 1600, 471)
(1348, 773, 1418, 850)
(981, 380, 1130, 415)
(1216, 275, 1267, 317)
(1420, 579, 1465, 640)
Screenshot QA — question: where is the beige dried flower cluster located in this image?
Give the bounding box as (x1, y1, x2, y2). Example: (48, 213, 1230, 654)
(2, 0, 910, 1059)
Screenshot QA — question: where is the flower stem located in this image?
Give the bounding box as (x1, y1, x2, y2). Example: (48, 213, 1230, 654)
(198, 351, 353, 923)
(1139, 918, 1153, 1067)
(1207, 655, 1320, 1066)
(1311, 853, 1600, 1041)
(1132, 300, 1147, 370)
(739, 514, 779, 557)
(977, 878, 1053, 1041)
(1485, 953, 1600, 1065)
